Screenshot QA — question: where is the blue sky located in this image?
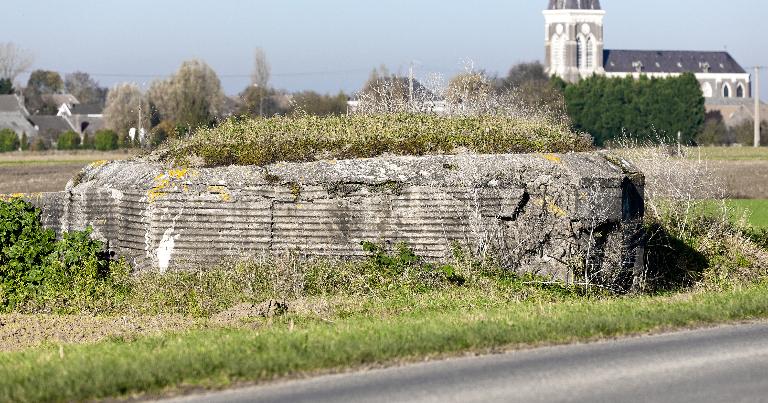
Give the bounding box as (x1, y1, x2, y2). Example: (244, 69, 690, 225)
(2, 0, 766, 99)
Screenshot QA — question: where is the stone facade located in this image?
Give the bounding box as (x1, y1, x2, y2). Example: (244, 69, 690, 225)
(28, 152, 645, 291)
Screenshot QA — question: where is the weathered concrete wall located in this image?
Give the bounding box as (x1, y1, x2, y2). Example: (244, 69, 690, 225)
(31, 152, 645, 289)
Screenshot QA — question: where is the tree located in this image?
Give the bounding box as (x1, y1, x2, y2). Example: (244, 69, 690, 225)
(0, 42, 33, 82)
(103, 83, 149, 142)
(24, 70, 64, 114)
(252, 48, 271, 90)
(65, 72, 106, 105)
(731, 119, 768, 147)
(148, 59, 225, 130)
(564, 73, 705, 145)
(0, 78, 13, 95)
(696, 111, 728, 145)
(501, 61, 549, 89)
(290, 91, 348, 116)
(446, 72, 494, 106)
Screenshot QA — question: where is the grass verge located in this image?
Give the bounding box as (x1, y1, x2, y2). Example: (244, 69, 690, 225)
(2, 283, 768, 402)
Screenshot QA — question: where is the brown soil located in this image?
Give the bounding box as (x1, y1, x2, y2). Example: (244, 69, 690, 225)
(711, 161, 768, 199)
(0, 163, 88, 193)
(0, 314, 205, 352)
(0, 151, 135, 194)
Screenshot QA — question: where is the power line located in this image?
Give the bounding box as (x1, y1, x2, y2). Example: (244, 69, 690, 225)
(16, 68, 375, 80)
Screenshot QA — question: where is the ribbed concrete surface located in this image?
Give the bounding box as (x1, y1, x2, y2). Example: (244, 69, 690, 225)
(29, 152, 645, 289)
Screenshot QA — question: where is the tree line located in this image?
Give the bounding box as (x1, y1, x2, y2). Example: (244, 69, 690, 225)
(1, 40, 761, 149)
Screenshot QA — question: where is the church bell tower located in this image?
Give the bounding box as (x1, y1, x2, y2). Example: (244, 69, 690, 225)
(543, 0, 605, 82)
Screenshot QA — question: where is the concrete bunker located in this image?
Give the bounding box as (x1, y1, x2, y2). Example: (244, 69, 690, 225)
(31, 151, 645, 290)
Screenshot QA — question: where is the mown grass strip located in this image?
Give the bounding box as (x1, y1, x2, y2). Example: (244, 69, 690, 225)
(2, 283, 768, 402)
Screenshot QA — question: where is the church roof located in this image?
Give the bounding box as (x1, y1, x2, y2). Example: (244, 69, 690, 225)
(603, 50, 747, 74)
(547, 0, 601, 10)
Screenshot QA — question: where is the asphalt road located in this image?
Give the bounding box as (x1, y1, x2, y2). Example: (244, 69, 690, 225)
(159, 322, 768, 403)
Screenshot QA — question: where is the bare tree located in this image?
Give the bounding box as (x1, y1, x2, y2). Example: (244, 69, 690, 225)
(104, 83, 149, 142)
(65, 72, 106, 105)
(251, 48, 271, 89)
(0, 42, 33, 82)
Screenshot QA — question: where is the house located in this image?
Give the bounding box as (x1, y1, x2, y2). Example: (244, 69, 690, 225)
(29, 115, 75, 145)
(0, 94, 37, 140)
(347, 77, 446, 114)
(58, 102, 105, 135)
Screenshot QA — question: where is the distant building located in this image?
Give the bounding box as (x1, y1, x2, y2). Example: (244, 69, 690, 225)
(58, 103, 105, 136)
(0, 94, 37, 139)
(543, 0, 762, 126)
(347, 77, 446, 114)
(543, 0, 750, 98)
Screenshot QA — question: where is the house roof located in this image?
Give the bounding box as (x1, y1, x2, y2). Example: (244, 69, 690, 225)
(0, 95, 25, 113)
(603, 50, 747, 74)
(548, 0, 601, 10)
(71, 103, 103, 115)
(0, 112, 36, 135)
(42, 93, 80, 106)
(29, 115, 74, 134)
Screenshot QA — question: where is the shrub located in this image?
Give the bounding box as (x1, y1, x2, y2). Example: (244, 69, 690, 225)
(0, 129, 19, 152)
(81, 132, 94, 149)
(20, 133, 29, 151)
(93, 129, 119, 151)
(0, 198, 123, 312)
(157, 113, 592, 167)
(56, 130, 81, 150)
(29, 137, 49, 151)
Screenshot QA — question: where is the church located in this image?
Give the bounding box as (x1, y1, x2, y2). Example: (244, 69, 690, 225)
(543, 0, 759, 125)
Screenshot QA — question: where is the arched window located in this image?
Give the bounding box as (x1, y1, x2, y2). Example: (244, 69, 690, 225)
(701, 82, 713, 98)
(723, 83, 731, 98)
(736, 83, 745, 98)
(585, 36, 595, 70)
(576, 36, 584, 69)
(551, 34, 565, 71)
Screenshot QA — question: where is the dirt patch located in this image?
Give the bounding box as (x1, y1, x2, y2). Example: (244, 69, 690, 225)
(212, 300, 288, 324)
(0, 163, 88, 193)
(0, 314, 204, 352)
(711, 161, 768, 199)
(0, 151, 135, 194)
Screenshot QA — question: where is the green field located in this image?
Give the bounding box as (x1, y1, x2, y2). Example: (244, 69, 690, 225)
(691, 146, 768, 161)
(724, 199, 768, 229)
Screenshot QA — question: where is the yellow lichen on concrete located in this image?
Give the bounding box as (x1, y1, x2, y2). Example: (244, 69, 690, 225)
(207, 185, 232, 202)
(148, 169, 196, 203)
(89, 160, 110, 169)
(541, 153, 562, 164)
(533, 198, 568, 218)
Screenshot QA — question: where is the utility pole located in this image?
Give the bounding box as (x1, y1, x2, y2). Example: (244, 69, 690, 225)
(755, 66, 762, 148)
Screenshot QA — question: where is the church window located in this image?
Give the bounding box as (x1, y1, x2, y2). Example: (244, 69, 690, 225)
(723, 83, 731, 98)
(576, 36, 584, 69)
(585, 36, 595, 69)
(551, 34, 565, 71)
(736, 83, 745, 98)
(701, 82, 713, 98)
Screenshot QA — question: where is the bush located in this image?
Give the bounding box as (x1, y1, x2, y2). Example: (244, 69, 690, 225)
(20, 133, 29, 151)
(81, 132, 94, 149)
(93, 129, 119, 151)
(57, 130, 81, 150)
(29, 137, 49, 151)
(0, 198, 123, 312)
(0, 129, 19, 152)
(158, 113, 592, 167)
